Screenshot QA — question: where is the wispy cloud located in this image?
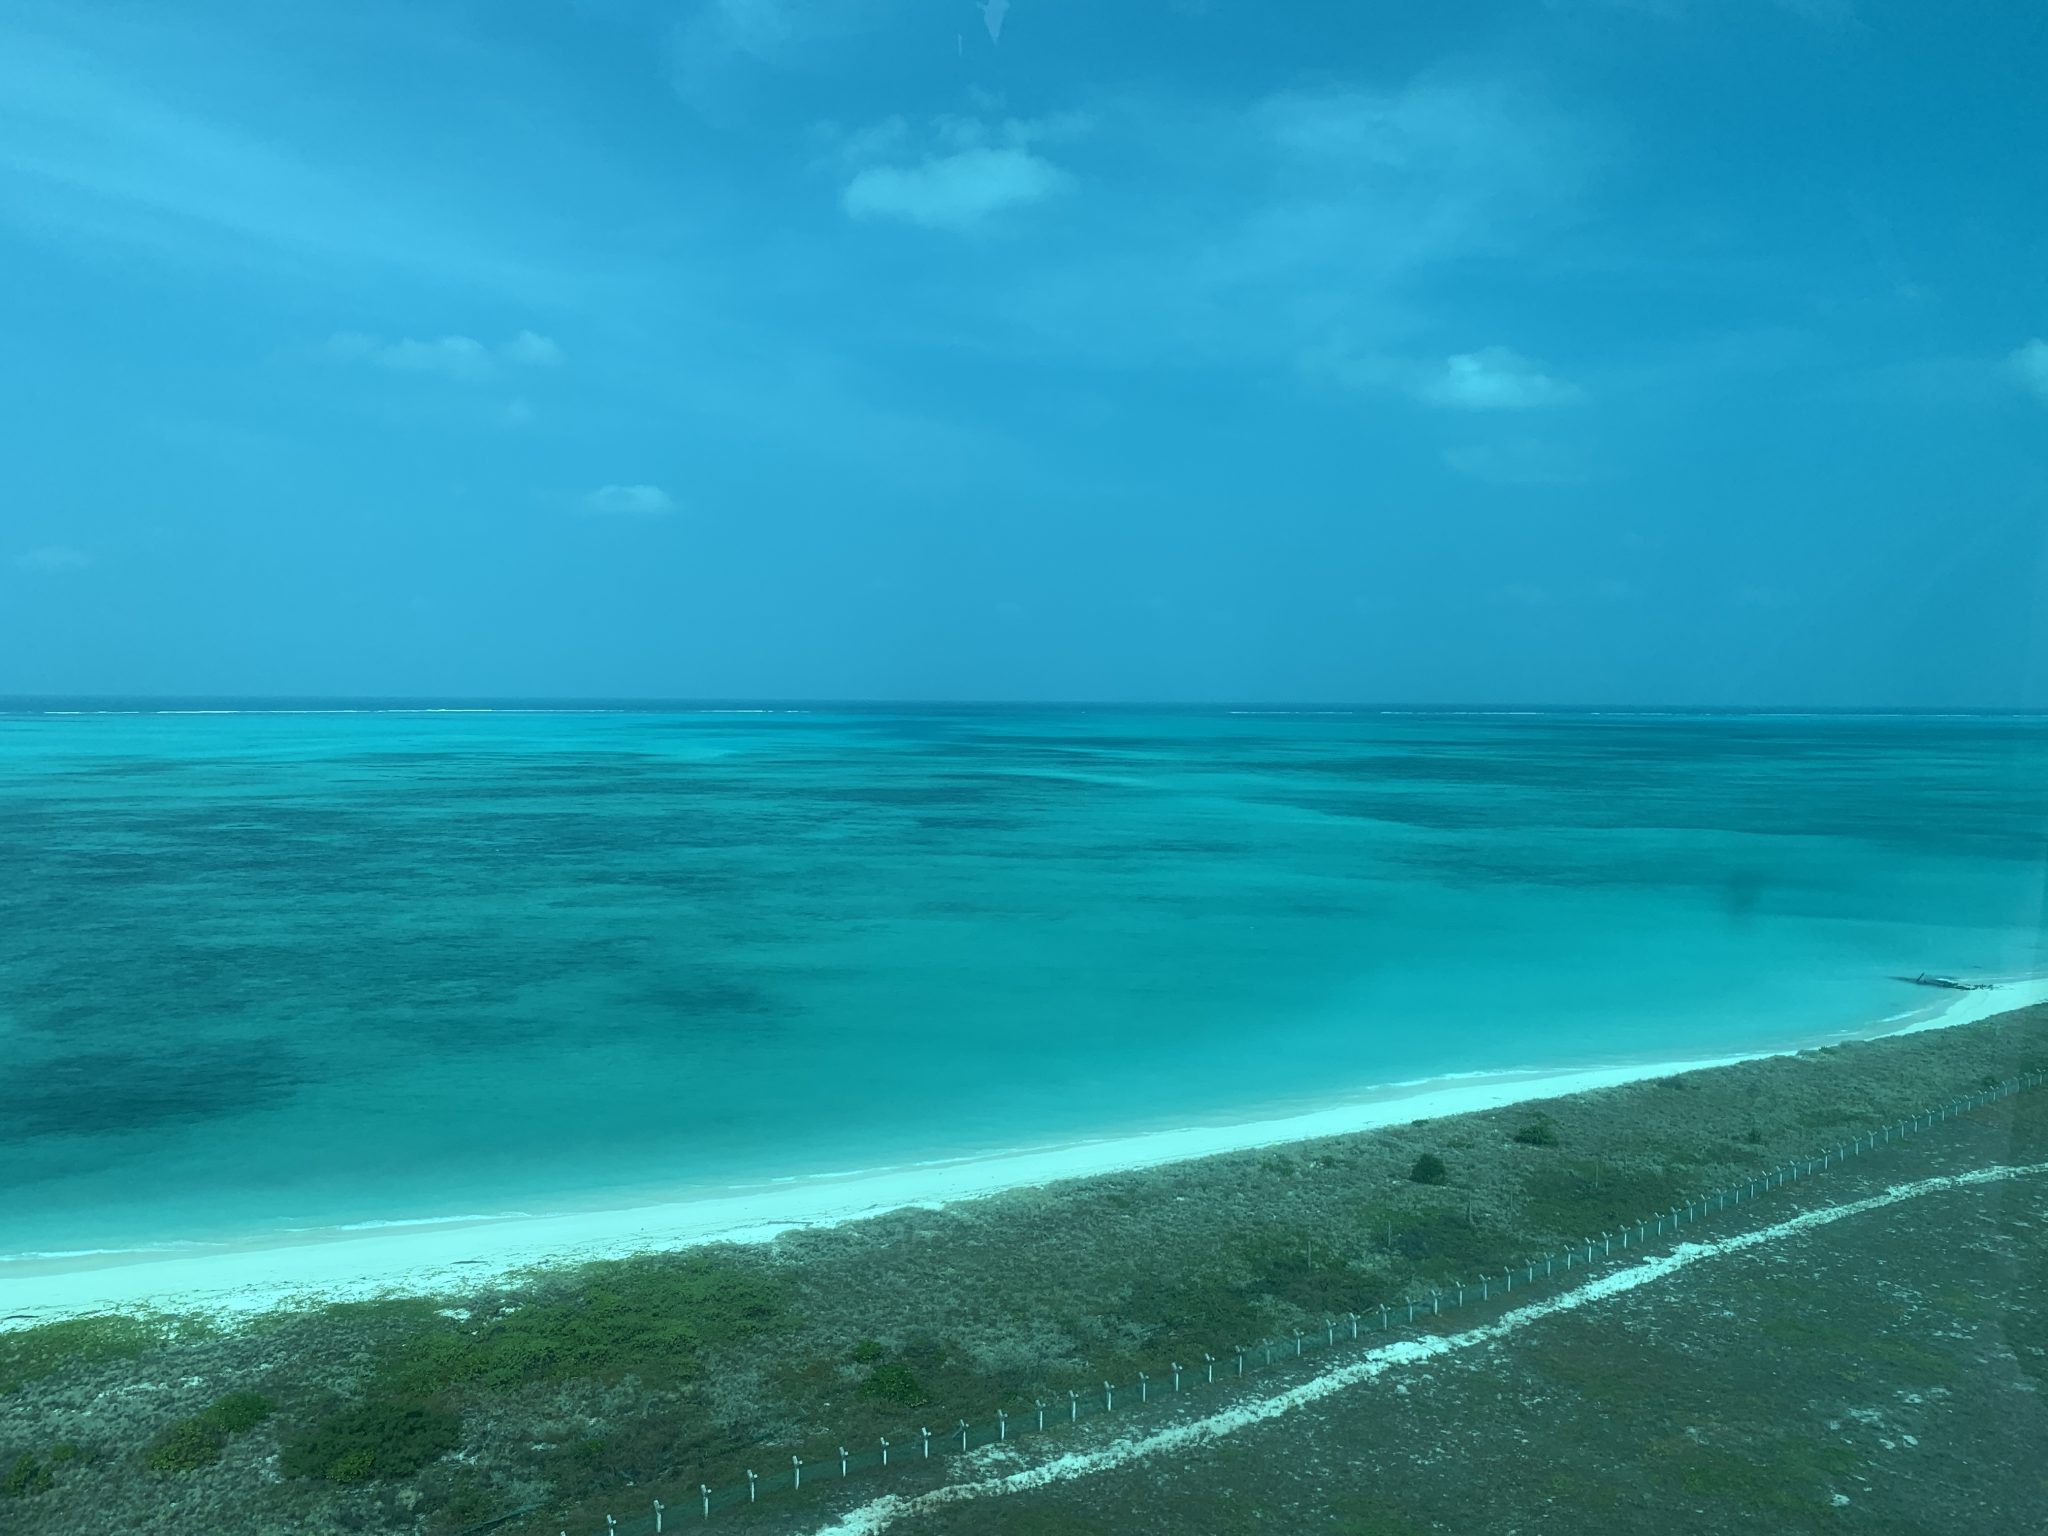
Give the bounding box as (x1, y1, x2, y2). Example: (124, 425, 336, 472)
(579, 484, 676, 517)
(833, 109, 1087, 232)
(1442, 439, 1592, 485)
(1314, 346, 1584, 412)
(1420, 348, 1583, 411)
(667, 0, 910, 121)
(948, 76, 1600, 372)
(844, 148, 1070, 231)
(323, 331, 566, 382)
(13, 545, 91, 573)
(500, 330, 565, 368)
(2010, 339, 2048, 407)
(0, 12, 574, 298)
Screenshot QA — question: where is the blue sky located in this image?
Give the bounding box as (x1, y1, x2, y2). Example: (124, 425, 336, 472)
(2, 0, 2044, 705)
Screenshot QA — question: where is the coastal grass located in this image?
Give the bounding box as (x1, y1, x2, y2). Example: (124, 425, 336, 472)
(316, 1254, 787, 1414)
(0, 1314, 181, 1395)
(281, 1399, 463, 1485)
(142, 1391, 275, 1473)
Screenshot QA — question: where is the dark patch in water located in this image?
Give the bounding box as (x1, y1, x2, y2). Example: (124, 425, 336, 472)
(0, 1043, 304, 1141)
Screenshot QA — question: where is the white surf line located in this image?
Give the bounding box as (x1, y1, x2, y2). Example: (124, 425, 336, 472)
(805, 1161, 2048, 1536)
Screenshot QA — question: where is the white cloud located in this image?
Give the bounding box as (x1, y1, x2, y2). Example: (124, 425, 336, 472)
(579, 484, 676, 516)
(323, 331, 565, 381)
(501, 329, 565, 367)
(2010, 339, 2048, 406)
(1420, 348, 1583, 411)
(1312, 345, 1584, 413)
(14, 545, 91, 572)
(379, 334, 496, 380)
(830, 108, 1087, 232)
(843, 147, 1070, 231)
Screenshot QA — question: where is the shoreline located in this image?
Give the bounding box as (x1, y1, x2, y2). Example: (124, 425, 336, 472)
(7, 976, 2046, 1327)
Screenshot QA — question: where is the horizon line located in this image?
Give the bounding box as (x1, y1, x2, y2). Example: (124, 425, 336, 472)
(4, 694, 2047, 717)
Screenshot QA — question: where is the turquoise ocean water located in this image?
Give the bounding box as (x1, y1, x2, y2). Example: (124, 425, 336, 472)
(3, 706, 2046, 1259)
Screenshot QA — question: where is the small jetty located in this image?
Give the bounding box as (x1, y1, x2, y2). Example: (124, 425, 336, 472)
(1895, 972, 1995, 992)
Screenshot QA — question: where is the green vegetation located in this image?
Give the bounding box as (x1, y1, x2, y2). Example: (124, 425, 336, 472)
(377, 1254, 783, 1398)
(144, 1417, 229, 1474)
(0, 1314, 170, 1394)
(1648, 1432, 1861, 1515)
(1518, 1159, 1690, 1240)
(281, 1400, 462, 1484)
(269, 1254, 778, 1493)
(206, 1390, 275, 1434)
(3, 1451, 53, 1498)
(858, 1362, 928, 1406)
(142, 1390, 276, 1472)
(13, 1013, 2048, 1535)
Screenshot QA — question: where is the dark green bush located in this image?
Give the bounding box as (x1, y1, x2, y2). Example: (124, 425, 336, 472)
(47, 1444, 79, 1463)
(858, 1362, 927, 1406)
(1512, 1119, 1560, 1148)
(849, 1337, 885, 1365)
(143, 1389, 277, 1472)
(206, 1391, 274, 1434)
(544, 1437, 612, 1498)
(281, 1400, 462, 1484)
(3, 1452, 52, 1497)
(378, 1255, 783, 1398)
(1409, 1152, 1448, 1185)
(145, 1417, 226, 1473)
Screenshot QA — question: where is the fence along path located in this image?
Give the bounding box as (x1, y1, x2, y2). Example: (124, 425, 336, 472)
(475, 1066, 2046, 1536)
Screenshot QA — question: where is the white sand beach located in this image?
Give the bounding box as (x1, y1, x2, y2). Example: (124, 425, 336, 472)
(6, 977, 2044, 1328)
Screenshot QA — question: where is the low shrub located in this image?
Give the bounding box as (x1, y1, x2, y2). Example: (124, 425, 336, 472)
(1409, 1153, 1448, 1185)
(857, 1363, 927, 1407)
(849, 1337, 885, 1365)
(377, 1255, 783, 1398)
(1512, 1119, 1560, 1148)
(281, 1400, 462, 1484)
(143, 1389, 277, 1473)
(3, 1452, 52, 1497)
(144, 1417, 226, 1473)
(206, 1391, 274, 1434)
(0, 1315, 168, 1394)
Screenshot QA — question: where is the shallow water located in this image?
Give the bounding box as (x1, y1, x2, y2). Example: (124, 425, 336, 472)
(3, 706, 2044, 1256)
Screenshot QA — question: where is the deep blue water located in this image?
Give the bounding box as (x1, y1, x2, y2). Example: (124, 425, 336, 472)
(3, 706, 2045, 1256)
